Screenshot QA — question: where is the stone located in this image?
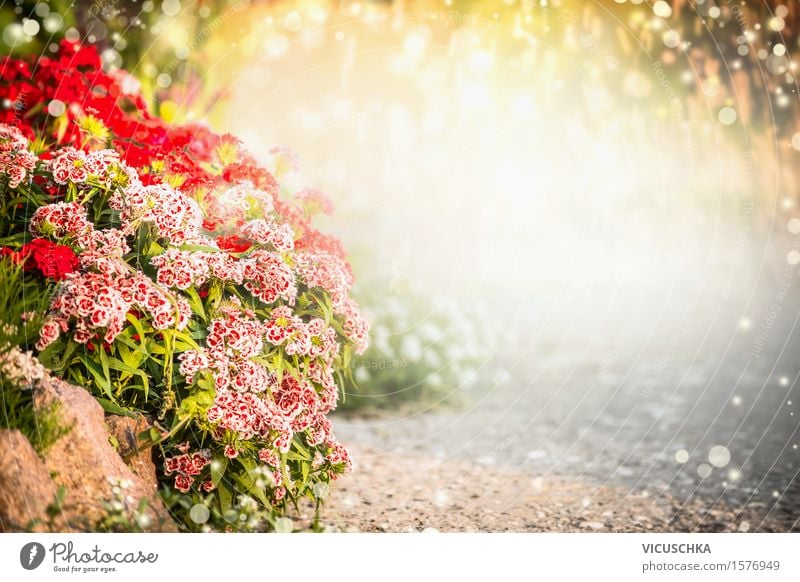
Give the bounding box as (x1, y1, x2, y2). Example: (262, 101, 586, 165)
(33, 376, 176, 531)
(0, 429, 62, 532)
(106, 414, 159, 493)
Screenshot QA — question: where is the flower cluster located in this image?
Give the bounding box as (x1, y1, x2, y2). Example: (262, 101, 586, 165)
(29, 201, 93, 241)
(37, 261, 188, 350)
(110, 182, 204, 245)
(203, 181, 275, 230)
(264, 306, 340, 361)
(241, 219, 295, 252)
(164, 447, 213, 493)
(0, 124, 36, 188)
(296, 188, 335, 216)
(0, 346, 48, 388)
(242, 250, 297, 305)
(152, 249, 218, 291)
(2, 238, 79, 281)
(178, 301, 349, 474)
(294, 251, 354, 311)
(49, 147, 132, 187)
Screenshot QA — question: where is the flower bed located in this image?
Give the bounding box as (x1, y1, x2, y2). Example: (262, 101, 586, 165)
(0, 41, 368, 531)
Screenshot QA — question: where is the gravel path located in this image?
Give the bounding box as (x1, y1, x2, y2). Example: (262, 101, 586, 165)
(318, 444, 789, 532)
(324, 241, 800, 532)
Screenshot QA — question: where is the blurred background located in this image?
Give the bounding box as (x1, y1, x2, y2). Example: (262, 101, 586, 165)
(3, 0, 800, 529)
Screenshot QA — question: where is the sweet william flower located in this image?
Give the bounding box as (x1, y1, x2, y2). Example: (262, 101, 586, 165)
(6, 238, 80, 281)
(216, 234, 252, 254)
(0, 124, 37, 188)
(296, 188, 335, 216)
(29, 201, 92, 241)
(174, 474, 193, 493)
(35, 319, 62, 352)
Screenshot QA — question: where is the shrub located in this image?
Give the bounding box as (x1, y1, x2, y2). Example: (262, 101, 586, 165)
(340, 281, 505, 412)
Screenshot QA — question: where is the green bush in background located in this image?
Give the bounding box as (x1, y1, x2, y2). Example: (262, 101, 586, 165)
(340, 281, 508, 412)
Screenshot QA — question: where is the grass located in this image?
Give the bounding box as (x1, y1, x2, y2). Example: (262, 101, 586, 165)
(0, 260, 71, 454)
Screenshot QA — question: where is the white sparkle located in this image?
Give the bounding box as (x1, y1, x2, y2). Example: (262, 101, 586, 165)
(47, 99, 66, 117)
(709, 445, 731, 468)
(718, 106, 737, 126)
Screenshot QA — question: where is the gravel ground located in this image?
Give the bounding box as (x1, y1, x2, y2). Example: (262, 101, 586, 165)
(317, 444, 789, 532)
(325, 240, 800, 532)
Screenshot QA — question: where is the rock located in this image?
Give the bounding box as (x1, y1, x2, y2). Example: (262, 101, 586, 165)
(0, 430, 62, 532)
(33, 376, 176, 531)
(106, 414, 159, 492)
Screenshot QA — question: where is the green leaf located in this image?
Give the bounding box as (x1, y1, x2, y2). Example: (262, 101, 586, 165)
(125, 313, 148, 348)
(80, 353, 114, 400)
(211, 456, 228, 487)
(97, 345, 113, 392)
(105, 354, 151, 400)
(59, 340, 80, 371)
(171, 328, 200, 351)
(273, 353, 284, 385)
(96, 397, 137, 417)
(217, 481, 232, 513)
(237, 456, 256, 472)
(283, 357, 299, 380)
(185, 287, 207, 322)
(196, 389, 214, 407)
(177, 395, 198, 418)
(288, 437, 310, 461)
(342, 343, 353, 371)
(235, 469, 269, 506)
(177, 243, 220, 253)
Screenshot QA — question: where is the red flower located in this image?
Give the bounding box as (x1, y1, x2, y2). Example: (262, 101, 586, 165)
(174, 474, 193, 493)
(17, 238, 79, 280)
(0, 247, 23, 264)
(216, 235, 252, 254)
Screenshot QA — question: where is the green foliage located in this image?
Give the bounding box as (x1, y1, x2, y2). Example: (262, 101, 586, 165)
(0, 380, 72, 455)
(0, 260, 50, 350)
(0, 261, 70, 455)
(340, 282, 503, 412)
